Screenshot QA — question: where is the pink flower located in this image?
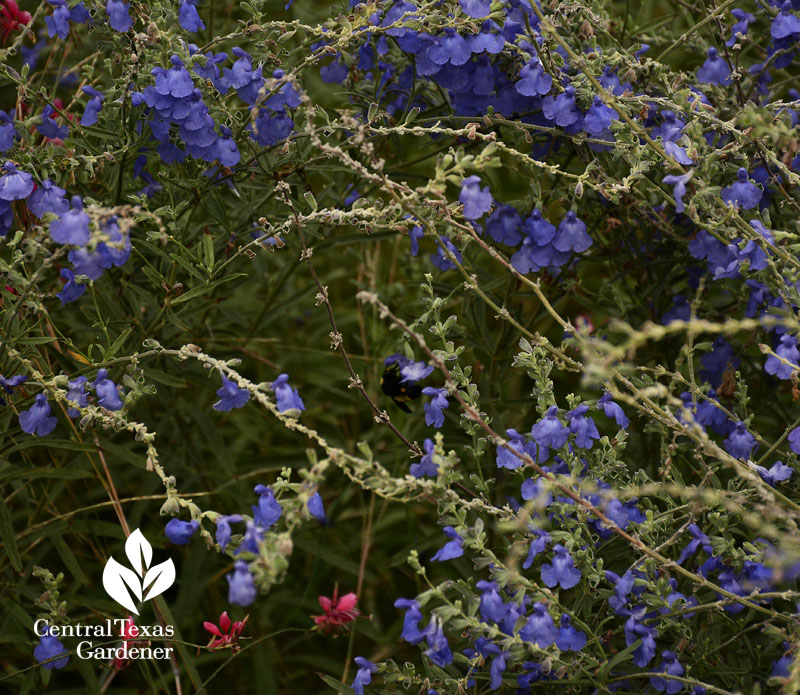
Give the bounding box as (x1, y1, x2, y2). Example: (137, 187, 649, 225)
(313, 588, 360, 635)
(203, 611, 249, 652)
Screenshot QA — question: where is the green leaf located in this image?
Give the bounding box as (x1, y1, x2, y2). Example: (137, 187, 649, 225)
(170, 273, 247, 304)
(51, 535, 91, 585)
(0, 496, 22, 572)
(317, 673, 354, 694)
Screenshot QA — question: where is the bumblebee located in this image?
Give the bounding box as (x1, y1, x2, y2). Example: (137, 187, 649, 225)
(380, 360, 422, 413)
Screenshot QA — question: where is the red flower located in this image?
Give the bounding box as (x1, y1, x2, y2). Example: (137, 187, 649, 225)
(0, 0, 31, 45)
(112, 616, 143, 671)
(203, 611, 248, 653)
(312, 588, 360, 635)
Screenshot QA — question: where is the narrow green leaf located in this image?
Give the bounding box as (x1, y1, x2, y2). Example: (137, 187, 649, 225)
(0, 496, 22, 572)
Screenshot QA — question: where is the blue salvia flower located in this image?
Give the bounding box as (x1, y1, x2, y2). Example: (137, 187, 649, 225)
(422, 617, 453, 666)
(19, 393, 57, 436)
(252, 484, 282, 528)
(92, 368, 124, 410)
(0, 199, 12, 236)
(351, 657, 378, 695)
(597, 392, 630, 428)
(50, 196, 90, 245)
(410, 438, 439, 477)
(542, 86, 582, 128)
(496, 429, 527, 470)
(765, 334, 799, 379)
(518, 602, 556, 647)
(489, 650, 509, 690)
(226, 560, 257, 606)
(165, 518, 199, 544)
(720, 168, 762, 209)
(45, 0, 71, 39)
(522, 528, 551, 569)
(215, 514, 242, 551)
(0, 111, 17, 152)
(540, 544, 581, 589)
(460, 0, 491, 18)
(723, 421, 757, 459)
(179, 0, 205, 32)
(65, 376, 88, 416)
(515, 58, 552, 96)
(789, 426, 800, 454)
(28, 179, 69, 218)
(459, 175, 493, 220)
(431, 526, 464, 561)
(750, 460, 793, 487)
(80, 86, 105, 126)
(33, 625, 69, 670)
(475, 580, 506, 623)
(625, 611, 658, 666)
(485, 204, 522, 246)
(105, 0, 132, 31)
(531, 405, 569, 454)
(270, 373, 305, 412)
(430, 238, 462, 271)
(726, 9, 755, 46)
(554, 211, 591, 253)
(307, 491, 327, 524)
(37, 105, 69, 140)
(556, 614, 587, 651)
(212, 373, 250, 411)
(772, 2, 800, 40)
(429, 28, 470, 66)
(468, 20, 505, 54)
(662, 172, 692, 212)
(421, 386, 448, 427)
(650, 650, 685, 694)
(0, 161, 34, 200)
(394, 598, 424, 644)
(583, 96, 618, 136)
(400, 360, 433, 383)
(697, 47, 731, 85)
(0, 374, 26, 407)
(566, 404, 600, 449)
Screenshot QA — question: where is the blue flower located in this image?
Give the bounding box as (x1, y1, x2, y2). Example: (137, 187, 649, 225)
(429, 28, 471, 66)
(542, 86, 582, 128)
(165, 518, 199, 544)
(270, 373, 305, 412)
(765, 334, 800, 380)
(252, 484, 282, 528)
(394, 597, 425, 644)
(92, 369, 124, 410)
(50, 196, 90, 245)
(422, 386, 448, 427)
(723, 421, 757, 459)
(650, 650, 685, 694)
(750, 460, 793, 487)
(430, 237, 463, 271)
(624, 612, 658, 666)
(80, 86, 105, 126)
(566, 404, 600, 449)
(45, 0, 71, 39)
(0, 111, 17, 152)
(459, 175, 493, 220)
(65, 376, 88, 416)
(554, 211, 591, 253)
(351, 657, 378, 695)
(307, 491, 327, 524)
(410, 438, 439, 478)
(460, 0, 491, 18)
(677, 523, 712, 565)
(721, 168, 762, 209)
(179, 0, 205, 32)
(697, 47, 731, 85)
(518, 602, 556, 647)
(213, 373, 250, 411)
(408, 224, 424, 255)
(34, 625, 69, 670)
(56, 268, 86, 305)
(531, 405, 569, 454)
(662, 172, 692, 212)
(400, 360, 433, 383)
(515, 59, 552, 96)
(556, 614, 587, 651)
(583, 96, 618, 136)
(541, 544, 581, 589)
(597, 392, 630, 428)
(28, 179, 69, 218)
(422, 617, 453, 666)
(0, 374, 26, 406)
(468, 20, 505, 54)
(19, 394, 57, 436)
(727, 9, 755, 46)
(772, 1, 800, 40)
(37, 105, 69, 140)
(489, 650, 509, 690)
(227, 560, 257, 606)
(476, 580, 507, 623)
(486, 205, 522, 246)
(522, 527, 551, 569)
(789, 426, 800, 454)
(431, 526, 464, 561)
(215, 514, 242, 551)
(106, 0, 132, 32)
(496, 429, 527, 470)
(0, 161, 34, 201)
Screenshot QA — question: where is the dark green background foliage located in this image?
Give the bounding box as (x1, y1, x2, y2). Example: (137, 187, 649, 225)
(2, 0, 800, 693)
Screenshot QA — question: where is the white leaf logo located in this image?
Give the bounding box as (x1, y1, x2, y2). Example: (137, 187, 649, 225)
(102, 529, 175, 614)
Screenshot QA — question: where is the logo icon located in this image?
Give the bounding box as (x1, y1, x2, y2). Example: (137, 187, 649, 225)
(102, 529, 175, 615)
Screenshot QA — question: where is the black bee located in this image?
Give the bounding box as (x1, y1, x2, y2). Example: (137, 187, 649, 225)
(380, 360, 422, 413)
